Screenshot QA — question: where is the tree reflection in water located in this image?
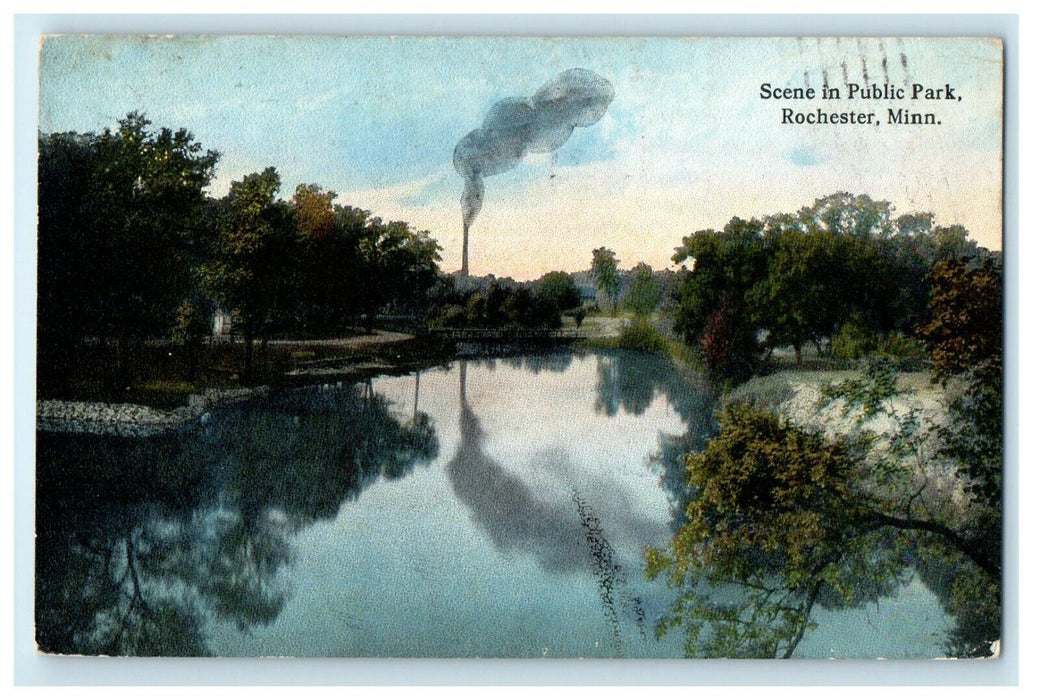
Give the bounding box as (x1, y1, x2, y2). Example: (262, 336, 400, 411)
(593, 350, 719, 532)
(36, 382, 438, 656)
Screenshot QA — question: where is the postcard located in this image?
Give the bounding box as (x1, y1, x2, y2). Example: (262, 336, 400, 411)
(35, 34, 1004, 661)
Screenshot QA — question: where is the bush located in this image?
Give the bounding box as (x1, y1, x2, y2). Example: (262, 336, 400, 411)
(616, 318, 668, 353)
(700, 301, 760, 380)
(172, 300, 212, 349)
(833, 314, 877, 360)
(877, 332, 928, 370)
(427, 304, 466, 329)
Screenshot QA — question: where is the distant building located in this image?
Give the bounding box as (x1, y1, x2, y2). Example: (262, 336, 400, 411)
(212, 306, 234, 340)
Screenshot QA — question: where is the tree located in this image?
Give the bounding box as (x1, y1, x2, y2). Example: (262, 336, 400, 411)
(647, 397, 1000, 658)
(355, 217, 442, 331)
(919, 258, 1003, 511)
(672, 218, 767, 379)
(918, 259, 1002, 380)
(292, 183, 338, 239)
(796, 191, 894, 239)
(536, 271, 582, 316)
(38, 113, 218, 393)
(198, 167, 295, 374)
(623, 262, 661, 318)
(38, 131, 98, 374)
(591, 247, 621, 314)
(292, 187, 363, 334)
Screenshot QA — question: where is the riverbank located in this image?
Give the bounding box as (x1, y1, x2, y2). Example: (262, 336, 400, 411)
(37, 318, 660, 436)
(36, 330, 459, 435)
(725, 367, 975, 517)
(36, 386, 268, 438)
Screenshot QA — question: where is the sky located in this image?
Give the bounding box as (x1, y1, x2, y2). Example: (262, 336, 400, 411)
(39, 35, 1004, 280)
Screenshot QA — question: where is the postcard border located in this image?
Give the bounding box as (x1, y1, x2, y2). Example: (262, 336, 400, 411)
(13, 12, 1021, 687)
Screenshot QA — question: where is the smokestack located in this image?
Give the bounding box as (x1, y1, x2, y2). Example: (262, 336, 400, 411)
(453, 68, 614, 277)
(462, 222, 469, 278)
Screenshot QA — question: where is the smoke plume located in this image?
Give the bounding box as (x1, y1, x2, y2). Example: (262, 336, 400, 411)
(453, 68, 614, 274)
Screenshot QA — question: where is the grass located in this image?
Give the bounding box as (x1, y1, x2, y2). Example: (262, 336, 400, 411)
(38, 333, 453, 409)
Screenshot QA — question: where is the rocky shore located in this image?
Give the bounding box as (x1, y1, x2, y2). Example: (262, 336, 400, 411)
(36, 386, 268, 437)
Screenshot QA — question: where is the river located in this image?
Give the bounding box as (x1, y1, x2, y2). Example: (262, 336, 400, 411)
(35, 349, 955, 658)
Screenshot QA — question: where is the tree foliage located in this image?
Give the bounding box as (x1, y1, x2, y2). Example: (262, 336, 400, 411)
(647, 389, 1000, 657)
(38, 113, 446, 386)
(38, 113, 218, 391)
(591, 247, 621, 314)
(673, 218, 766, 380)
(647, 404, 900, 657)
(671, 193, 993, 379)
(197, 167, 295, 370)
(623, 262, 662, 318)
(918, 259, 1002, 380)
(536, 271, 582, 316)
(652, 251, 1004, 657)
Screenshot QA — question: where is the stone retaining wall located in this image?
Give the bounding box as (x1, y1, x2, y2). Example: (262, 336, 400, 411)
(36, 387, 269, 437)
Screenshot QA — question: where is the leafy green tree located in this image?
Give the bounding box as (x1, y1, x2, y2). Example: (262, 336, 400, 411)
(623, 262, 662, 318)
(536, 271, 582, 315)
(292, 183, 338, 238)
(673, 218, 767, 379)
(918, 259, 1002, 380)
(647, 398, 1000, 658)
(591, 247, 621, 314)
(171, 298, 214, 379)
(354, 216, 442, 331)
(919, 258, 1003, 509)
(198, 167, 295, 374)
(748, 228, 832, 364)
(291, 187, 363, 334)
(796, 191, 894, 239)
(38, 131, 97, 362)
(875, 214, 986, 333)
(38, 113, 218, 393)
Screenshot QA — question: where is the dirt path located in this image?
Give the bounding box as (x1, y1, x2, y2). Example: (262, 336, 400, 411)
(264, 330, 414, 349)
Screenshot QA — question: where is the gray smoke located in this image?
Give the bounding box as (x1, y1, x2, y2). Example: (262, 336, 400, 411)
(453, 68, 615, 231)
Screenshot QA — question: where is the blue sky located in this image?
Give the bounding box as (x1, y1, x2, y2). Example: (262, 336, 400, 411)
(40, 35, 1004, 279)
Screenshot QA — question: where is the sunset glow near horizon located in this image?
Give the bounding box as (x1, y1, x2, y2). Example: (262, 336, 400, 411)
(40, 36, 1004, 281)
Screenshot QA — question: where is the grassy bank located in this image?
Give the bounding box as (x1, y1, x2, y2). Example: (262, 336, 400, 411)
(39, 332, 455, 409)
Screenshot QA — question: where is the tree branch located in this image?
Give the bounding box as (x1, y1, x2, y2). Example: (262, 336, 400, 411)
(864, 511, 999, 578)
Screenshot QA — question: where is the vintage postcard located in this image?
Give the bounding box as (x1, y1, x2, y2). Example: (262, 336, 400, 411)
(35, 35, 1004, 661)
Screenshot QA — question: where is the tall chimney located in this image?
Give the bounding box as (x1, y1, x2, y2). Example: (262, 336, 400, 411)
(462, 222, 469, 278)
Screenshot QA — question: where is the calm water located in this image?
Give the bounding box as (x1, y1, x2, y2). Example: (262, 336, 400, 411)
(35, 350, 954, 658)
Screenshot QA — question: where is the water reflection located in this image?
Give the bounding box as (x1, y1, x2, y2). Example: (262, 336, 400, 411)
(446, 360, 588, 572)
(34, 351, 965, 658)
(36, 382, 438, 656)
(593, 351, 719, 532)
(500, 352, 575, 375)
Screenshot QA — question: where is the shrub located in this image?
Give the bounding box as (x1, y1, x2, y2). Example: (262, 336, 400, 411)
(616, 318, 668, 353)
(427, 304, 466, 329)
(832, 313, 877, 360)
(877, 332, 928, 370)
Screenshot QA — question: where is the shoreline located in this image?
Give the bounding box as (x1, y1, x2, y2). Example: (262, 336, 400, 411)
(35, 334, 586, 436)
(36, 317, 629, 436)
(36, 387, 270, 438)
